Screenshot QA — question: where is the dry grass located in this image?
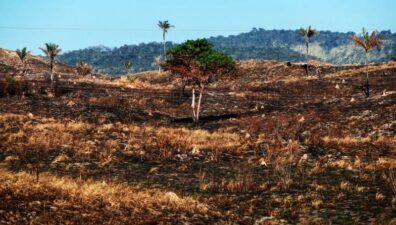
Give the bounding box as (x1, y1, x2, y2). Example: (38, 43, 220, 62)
(0, 169, 214, 224)
(1, 60, 396, 224)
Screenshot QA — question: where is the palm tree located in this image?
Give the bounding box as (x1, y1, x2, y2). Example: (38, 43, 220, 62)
(350, 28, 382, 97)
(298, 26, 318, 75)
(124, 61, 133, 74)
(158, 20, 174, 60)
(16, 47, 29, 76)
(39, 43, 62, 83)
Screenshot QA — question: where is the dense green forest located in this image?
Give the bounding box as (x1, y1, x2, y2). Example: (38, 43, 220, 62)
(58, 28, 396, 75)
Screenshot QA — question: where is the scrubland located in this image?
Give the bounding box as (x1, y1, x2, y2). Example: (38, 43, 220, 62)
(0, 60, 395, 224)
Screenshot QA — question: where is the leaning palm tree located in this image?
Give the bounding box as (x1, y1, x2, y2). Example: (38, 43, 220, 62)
(39, 43, 62, 84)
(298, 26, 318, 75)
(158, 20, 174, 60)
(16, 47, 29, 76)
(350, 28, 383, 97)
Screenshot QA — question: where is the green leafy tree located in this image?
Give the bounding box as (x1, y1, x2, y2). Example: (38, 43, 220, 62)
(158, 20, 174, 60)
(164, 39, 236, 122)
(298, 26, 318, 75)
(350, 28, 383, 97)
(124, 61, 133, 74)
(16, 47, 29, 76)
(39, 43, 62, 84)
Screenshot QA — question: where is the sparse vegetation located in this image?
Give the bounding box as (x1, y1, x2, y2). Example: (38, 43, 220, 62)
(1, 56, 395, 223)
(76, 61, 93, 76)
(1, 20, 396, 225)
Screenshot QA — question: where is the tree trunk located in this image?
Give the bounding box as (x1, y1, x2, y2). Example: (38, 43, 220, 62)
(22, 61, 26, 76)
(305, 40, 309, 75)
(50, 60, 54, 82)
(364, 52, 370, 97)
(50, 60, 56, 95)
(196, 85, 204, 122)
(191, 88, 196, 121)
(163, 32, 167, 61)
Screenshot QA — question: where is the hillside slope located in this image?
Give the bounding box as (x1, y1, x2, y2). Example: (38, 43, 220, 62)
(58, 29, 396, 75)
(0, 59, 396, 224)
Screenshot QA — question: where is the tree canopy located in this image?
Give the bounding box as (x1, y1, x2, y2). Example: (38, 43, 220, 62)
(350, 28, 383, 53)
(16, 47, 29, 62)
(164, 39, 235, 85)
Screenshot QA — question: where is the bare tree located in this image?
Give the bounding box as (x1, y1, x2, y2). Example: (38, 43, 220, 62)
(350, 28, 383, 97)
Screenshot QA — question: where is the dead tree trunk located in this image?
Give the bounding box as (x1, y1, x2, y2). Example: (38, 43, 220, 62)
(196, 85, 204, 122)
(191, 88, 196, 122)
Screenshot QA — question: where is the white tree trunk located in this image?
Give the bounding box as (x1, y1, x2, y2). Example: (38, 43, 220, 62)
(163, 32, 167, 61)
(191, 88, 196, 121)
(196, 85, 204, 122)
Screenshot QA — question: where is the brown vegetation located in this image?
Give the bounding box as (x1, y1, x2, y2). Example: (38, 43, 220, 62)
(0, 57, 395, 224)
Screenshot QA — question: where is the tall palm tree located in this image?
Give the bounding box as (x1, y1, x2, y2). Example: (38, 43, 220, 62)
(16, 47, 29, 76)
(298, 26, 318, 75)
(39, 43, 62, 83)
(158, 20, 174, 60)
(350, 28, 382, 97)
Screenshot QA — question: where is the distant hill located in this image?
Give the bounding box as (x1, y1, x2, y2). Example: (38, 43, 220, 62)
(58, 28, 396, 75)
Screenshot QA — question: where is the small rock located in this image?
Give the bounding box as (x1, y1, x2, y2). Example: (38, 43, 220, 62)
(191, 146, 200, 155)
(258, 158, 267, 167)
(165, 192, 180, 202)
(67, 101, 75, 107)
(299, 153, 309, 164)
(52, 154, 70, 164)
(175, 154, 188, 161)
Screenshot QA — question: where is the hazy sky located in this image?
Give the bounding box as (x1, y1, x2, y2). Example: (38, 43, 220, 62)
(0, 0, 395, 54)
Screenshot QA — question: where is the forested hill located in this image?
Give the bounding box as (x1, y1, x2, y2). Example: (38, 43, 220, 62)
(58, 28, 396, 75)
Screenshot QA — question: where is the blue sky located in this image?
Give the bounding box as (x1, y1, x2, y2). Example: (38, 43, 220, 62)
(0, 0, 395, 54)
